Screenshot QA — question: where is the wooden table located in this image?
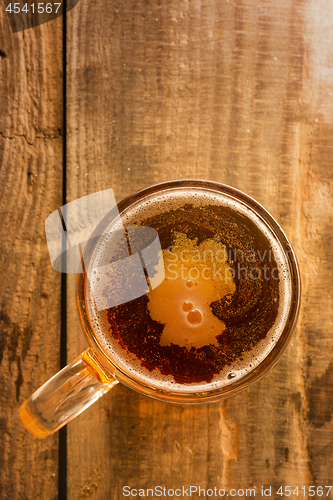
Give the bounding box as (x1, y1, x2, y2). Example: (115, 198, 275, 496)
(1, 0, 333, 498)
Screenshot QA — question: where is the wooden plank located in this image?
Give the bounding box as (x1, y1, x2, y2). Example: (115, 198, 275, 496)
(0, 8, 63, 500)
(67, 0, 333, 498)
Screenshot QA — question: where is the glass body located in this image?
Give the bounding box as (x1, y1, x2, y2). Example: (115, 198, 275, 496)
(20, 180, 301, 437)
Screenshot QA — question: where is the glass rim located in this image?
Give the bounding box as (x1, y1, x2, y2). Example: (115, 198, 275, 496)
(77, 179, 301, 403)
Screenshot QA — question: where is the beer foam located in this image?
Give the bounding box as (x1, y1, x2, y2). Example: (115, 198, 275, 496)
(86, 186, 293, 394)
(147, 233, 236, 350)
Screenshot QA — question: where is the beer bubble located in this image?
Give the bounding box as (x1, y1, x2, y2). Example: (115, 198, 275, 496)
(187, 309, 202, 325)
(182, 301, 193, 312)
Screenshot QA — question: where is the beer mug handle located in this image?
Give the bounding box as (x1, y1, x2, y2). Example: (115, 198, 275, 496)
(19, 348, 118, 438)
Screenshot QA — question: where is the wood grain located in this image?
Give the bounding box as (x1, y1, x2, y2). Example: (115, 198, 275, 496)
(2, 0, 333, 498)
(0, 7, 63, 500)
(63, 0, 332, 497)
(68, 0, 333, 499)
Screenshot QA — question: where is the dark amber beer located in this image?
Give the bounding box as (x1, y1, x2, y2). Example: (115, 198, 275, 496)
(20, 180, 301, 439)
(83, 180, 300, 398)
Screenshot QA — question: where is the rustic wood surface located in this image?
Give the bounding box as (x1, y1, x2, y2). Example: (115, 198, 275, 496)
(1, 0, 333, 498)
(0, 5, 63, 499)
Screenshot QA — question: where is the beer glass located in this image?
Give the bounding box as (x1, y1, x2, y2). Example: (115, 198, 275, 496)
(20, 180, 301, 438)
